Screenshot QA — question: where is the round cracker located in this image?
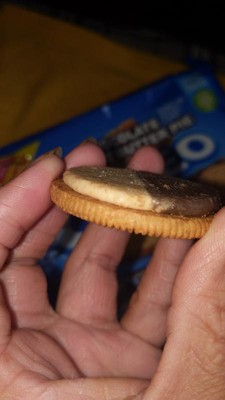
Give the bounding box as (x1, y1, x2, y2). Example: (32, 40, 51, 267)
(50, 178, 214, 239)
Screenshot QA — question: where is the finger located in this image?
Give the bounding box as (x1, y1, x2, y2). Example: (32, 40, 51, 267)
(0, 155, 64, 321)
(0, 283, 11, 351)
(121, 238, 192, 347)
(169, 206, 225, 330)
(0, 154, 64, 269)
(11, 143, 106, 262)
(0, 144, 106, 325)
(128, 145, 164, 173)
(57, 146, 164, 324)
(45, 377, 148, 400)
(144, 208, 225, 399)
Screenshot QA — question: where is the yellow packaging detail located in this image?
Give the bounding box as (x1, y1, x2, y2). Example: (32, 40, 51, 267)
(0, 141, 40, 185)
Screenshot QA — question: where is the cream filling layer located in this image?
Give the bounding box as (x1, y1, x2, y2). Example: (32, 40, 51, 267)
(63, 170, 170, 213)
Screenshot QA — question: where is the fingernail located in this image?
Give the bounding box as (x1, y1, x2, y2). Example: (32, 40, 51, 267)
(79, 137, 98, 146)
(26, 147, 62, 168)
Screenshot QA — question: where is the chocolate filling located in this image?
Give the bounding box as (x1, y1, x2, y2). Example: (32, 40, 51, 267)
(135, 170, 221, 217)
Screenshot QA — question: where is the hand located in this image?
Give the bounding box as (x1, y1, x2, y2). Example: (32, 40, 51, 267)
(0, 143, 163, 399)
(0, 142, 225, 400)
(143, 206, 225, 400)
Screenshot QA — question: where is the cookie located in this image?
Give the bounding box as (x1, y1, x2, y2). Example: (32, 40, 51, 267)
(50, 166, 221, 239)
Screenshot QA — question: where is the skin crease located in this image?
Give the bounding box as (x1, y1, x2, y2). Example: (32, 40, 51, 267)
(0, 143, 225, 399)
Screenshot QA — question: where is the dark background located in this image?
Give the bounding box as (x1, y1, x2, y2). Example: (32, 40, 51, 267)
(5, 1, 225, 70)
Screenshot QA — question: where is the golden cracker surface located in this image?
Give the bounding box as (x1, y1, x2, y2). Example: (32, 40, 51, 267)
(50, 179, 213, 239)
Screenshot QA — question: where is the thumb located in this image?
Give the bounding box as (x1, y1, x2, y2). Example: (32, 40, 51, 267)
(145, 208, 225, 399)
(0, 153, 64, 269)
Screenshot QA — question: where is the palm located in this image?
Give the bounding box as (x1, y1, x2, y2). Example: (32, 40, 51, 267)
(0, 245, 165, 400)
(0, 251, 160, 381)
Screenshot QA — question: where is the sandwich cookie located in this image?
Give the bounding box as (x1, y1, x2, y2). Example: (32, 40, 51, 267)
(50, 166, 221, 239)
